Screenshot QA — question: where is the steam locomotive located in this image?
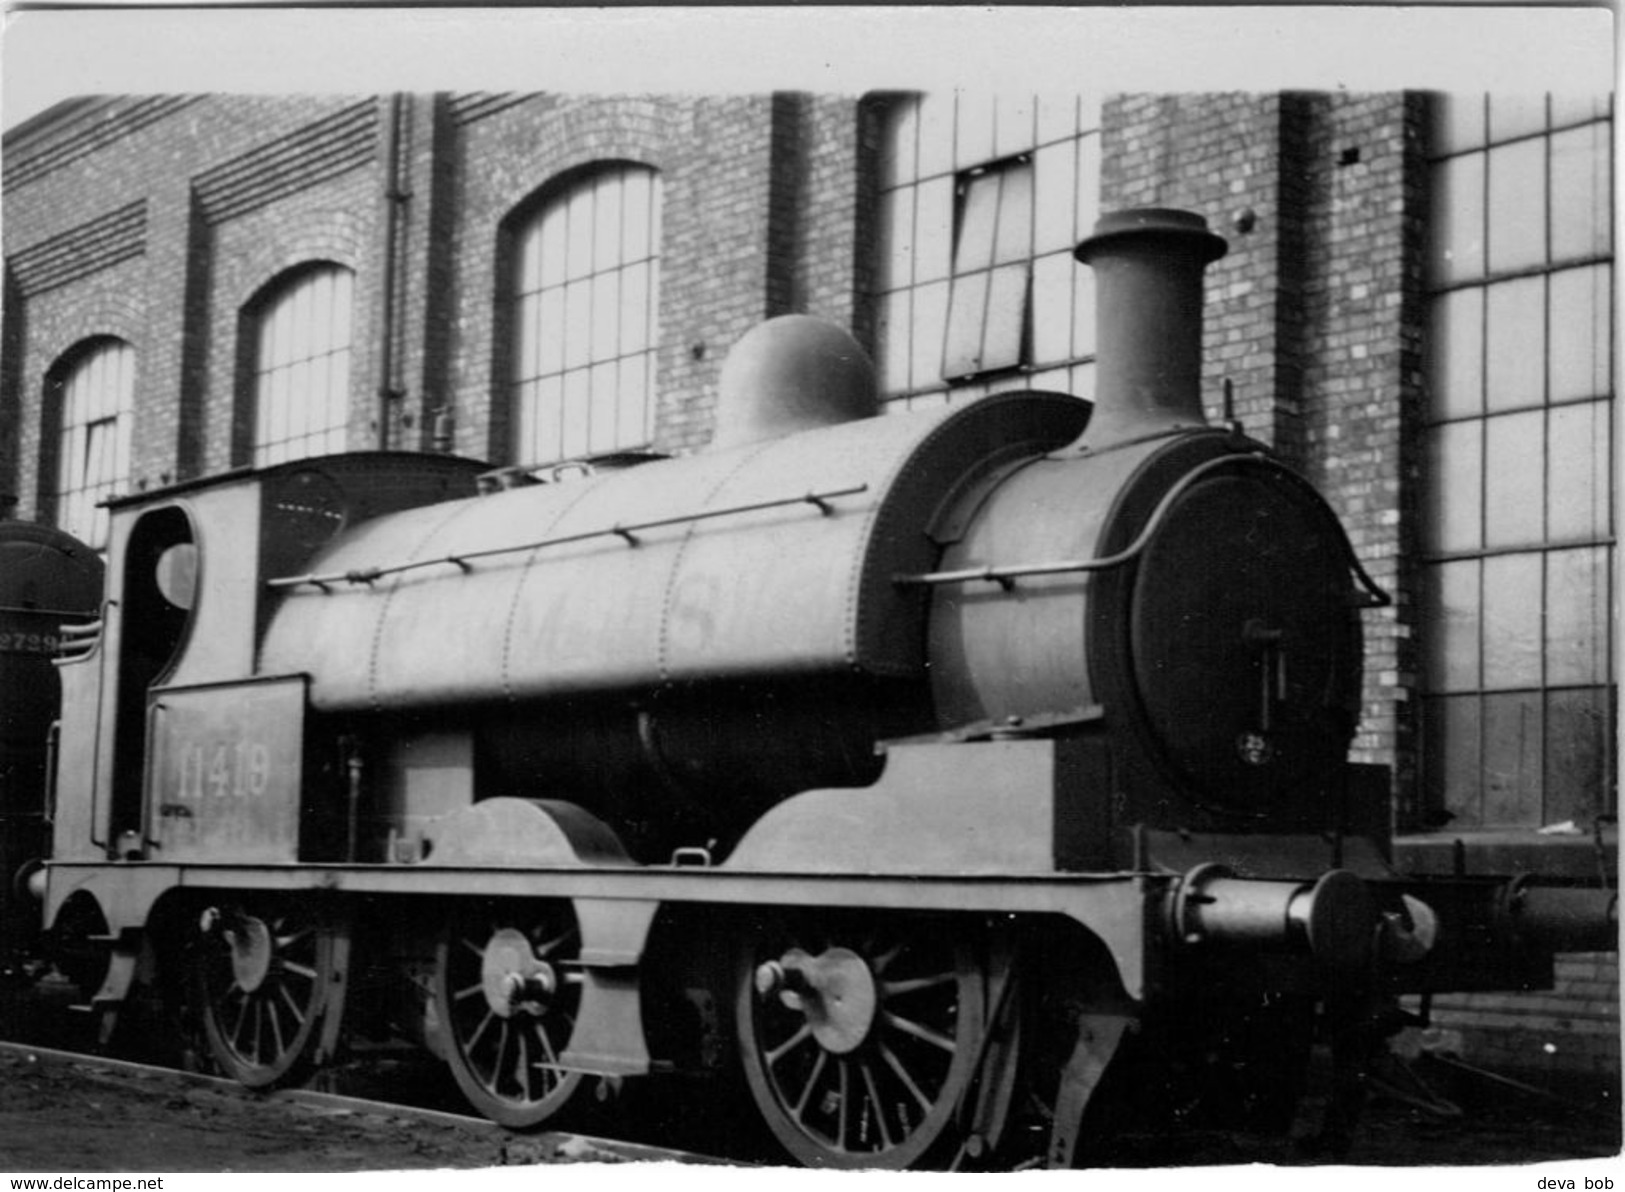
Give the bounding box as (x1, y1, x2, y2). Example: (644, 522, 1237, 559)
(20, 208, 1616, 1168)
(0, 522, 101, 971)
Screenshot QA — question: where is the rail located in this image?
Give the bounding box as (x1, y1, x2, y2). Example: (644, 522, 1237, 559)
(0, 1041, 737, 1165)
(266, 483, 869, 592)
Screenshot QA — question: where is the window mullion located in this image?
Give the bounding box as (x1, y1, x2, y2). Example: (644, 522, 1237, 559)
(1424, 93, 1615, 828)
(510, 165, 661, 466)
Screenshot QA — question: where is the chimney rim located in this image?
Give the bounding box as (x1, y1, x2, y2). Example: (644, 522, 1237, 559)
(1074, 207, 1229, 267)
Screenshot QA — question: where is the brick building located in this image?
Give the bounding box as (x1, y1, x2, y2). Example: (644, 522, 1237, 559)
(1, 90, 1615, 1084)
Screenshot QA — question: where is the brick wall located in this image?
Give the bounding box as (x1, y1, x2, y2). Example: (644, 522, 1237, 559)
(4, 100, 185, 516)
(200, 174, 379, 471)
(1418, 953, 1621, 1093)
(3, 90, 869, 492)
(781, 94, 868, 335)
(438, 92, 784, 462)
(1294, 92, 1422, 790)
(1103, 93, 1302, 460)
(8, 262, 150, 517)
(2, 95, 392, 508)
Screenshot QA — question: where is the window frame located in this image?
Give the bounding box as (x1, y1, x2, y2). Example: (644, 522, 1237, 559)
(242, 261, 357, 468)
(942, 155, 1034, 381)
(873, 92, 1103, 411)
(1420, 92, 1616, 830)
(44, 336, 136, 550)
(503, 161, 663, 468)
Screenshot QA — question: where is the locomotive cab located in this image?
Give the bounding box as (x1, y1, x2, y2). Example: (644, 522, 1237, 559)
(49, 455, 486, 868)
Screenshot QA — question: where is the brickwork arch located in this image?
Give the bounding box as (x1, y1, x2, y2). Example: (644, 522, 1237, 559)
(229, 259, 360, 467)
(444, 95, 775, 461)
(18, 284, 149, 525)
(546, 97, 680, 172)
(491, 160, 663, 465)
(458, 98, 685, 230)
(504, 156, 662, 229)
(33, 290, 147, 368)
(35, 332, 139, 537)
(219, 210, 367, 316)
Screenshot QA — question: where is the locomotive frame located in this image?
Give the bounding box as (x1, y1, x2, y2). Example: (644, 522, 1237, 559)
(25, 208, 1616, 1169)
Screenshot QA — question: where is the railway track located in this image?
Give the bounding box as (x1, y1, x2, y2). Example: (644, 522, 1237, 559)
(0, 1038, 736, 1170)
(2, 983, 1618, 1172)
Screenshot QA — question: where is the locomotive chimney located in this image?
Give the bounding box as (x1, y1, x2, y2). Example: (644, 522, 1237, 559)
(1068, 208, 1228, 452)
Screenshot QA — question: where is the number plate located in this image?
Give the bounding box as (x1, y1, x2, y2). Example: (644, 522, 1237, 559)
(0, 628, 63, 655)
(147, 677, 306, 863)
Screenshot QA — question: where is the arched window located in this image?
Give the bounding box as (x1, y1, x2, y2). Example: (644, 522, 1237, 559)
(249, 263, 355, 466)
(509, 163, 662, 465)
(51, 337, 135, 549)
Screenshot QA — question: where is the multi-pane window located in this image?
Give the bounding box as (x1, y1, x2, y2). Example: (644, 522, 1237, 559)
(509, 163, 662, 465)
(53, 338, 135, 549)
(1422, 93, 1615, 828)
(876, 93, 1101, 410)
(250, 263, 355, 466)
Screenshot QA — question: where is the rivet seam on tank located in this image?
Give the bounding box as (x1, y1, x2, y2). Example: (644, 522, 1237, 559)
(367, 498, 484, 714)
(657, 441, 778, 683)
(855, 399, 1004, 673)
(500, 478, 604, 705)
(848, 413, 945, 670)
(855, 393, 1052, 676)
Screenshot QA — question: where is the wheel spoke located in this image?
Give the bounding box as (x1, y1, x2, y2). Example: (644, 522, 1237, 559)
(882, 1009, 956, 1053)
(278, 959, 318, 982)
(277, 980, 307, 1027)
(465, 1008, 497, 1055)
(534, 1018, 560, 1065)
(275, 926, 313, 951)
(835, 1059, 851, 1151)
(249, 998, 265, 1062)
(516, 1031, 532, 1102)
(868, 942, 903, 975)
(453, 980, 484, 1002)
(266, 993, 288, 1060)
(483, 1021, 511, 1095)
(859, 1060, 894, 1149)
(766, 1021, 813, 1067)
(227, 990, 249, 1047)
(791, 1049, 829, 1121)
(526, 1024, 560, 1095)
(878, 1041, 935, 1114)
(535, 928, 575, 957)
(880, 970, 956, 998)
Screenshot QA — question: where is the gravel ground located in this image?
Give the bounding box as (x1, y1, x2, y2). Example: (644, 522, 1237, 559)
(0, 1043, 1617, 1176)
(2, 974, 1618, 1176)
